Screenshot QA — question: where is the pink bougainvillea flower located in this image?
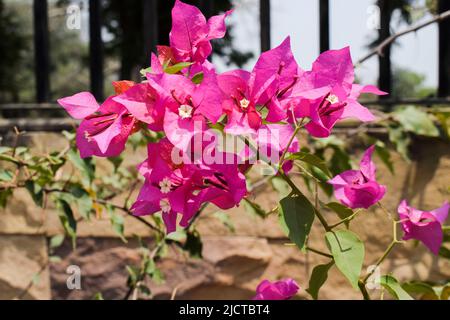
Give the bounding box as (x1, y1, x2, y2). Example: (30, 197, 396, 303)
(255, 123, 299, 173)
(328, 145, 386, 209)
(253, 279, 299, 300)
(170, 0, 232, 65)
(218, 37, 302, 134)
(398, 200, 449, 255)
(58, 85, 139, 158)
(292, 47, 387, 137)
(75, 97, 137, 158)
(113, 81, 165, 132)
(132, 138, 247, 232)
(57, 92, 101, 120)
(145, 67, 223, 150)
(131, 139, 201, 233)
(252, 37, 301, 123)
(218, 69, 264, 135)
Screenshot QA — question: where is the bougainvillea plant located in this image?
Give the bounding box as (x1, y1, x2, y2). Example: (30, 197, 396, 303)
(1, 0, 449, 300)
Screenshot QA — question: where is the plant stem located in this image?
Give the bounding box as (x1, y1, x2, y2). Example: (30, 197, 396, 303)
(329, 209, 362, 229)
(362, 241, 396, 283)
(358, 280, 371, 300)
(306, 246, 333, 259)
(279, 171, 331, 232)
(279, 126, 301, 166)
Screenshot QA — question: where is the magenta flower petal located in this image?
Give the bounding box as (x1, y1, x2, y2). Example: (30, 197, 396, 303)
(399, 200, 449, 255)
(328, 146, 386, 209)
(57, 92, 100, 119)
(253, 279, 299, 300)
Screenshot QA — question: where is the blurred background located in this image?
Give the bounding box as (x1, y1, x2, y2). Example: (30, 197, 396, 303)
(0, 0, 449, 300)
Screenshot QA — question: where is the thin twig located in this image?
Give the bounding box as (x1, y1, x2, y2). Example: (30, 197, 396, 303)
(356, 10, 450, 65)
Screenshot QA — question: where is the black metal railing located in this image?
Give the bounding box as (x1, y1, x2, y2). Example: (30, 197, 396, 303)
(0, 0, 449, 133)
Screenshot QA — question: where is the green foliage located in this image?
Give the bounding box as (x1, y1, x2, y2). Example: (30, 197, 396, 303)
(325, 202, 354, 228)
(325, 230, 365, 289)
(288, 151, 333, 178)
(279, 195, 315, 251)
(380, 275, 413, 300)
(306, 262, 334, 300)
(183, 230, 203, 259)
(393, 106, 440, 137)
(55, 198, 77, 248)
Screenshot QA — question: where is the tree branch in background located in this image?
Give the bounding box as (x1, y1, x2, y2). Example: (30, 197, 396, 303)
(357, 10, 450, 65)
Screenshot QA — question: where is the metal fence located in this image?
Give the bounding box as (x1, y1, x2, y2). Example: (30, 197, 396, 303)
(0, 0, 449, 132)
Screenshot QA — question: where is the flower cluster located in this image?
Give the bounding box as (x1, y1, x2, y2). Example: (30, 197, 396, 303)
(57, 0, 450, 300)
(58, 0, 448, 259)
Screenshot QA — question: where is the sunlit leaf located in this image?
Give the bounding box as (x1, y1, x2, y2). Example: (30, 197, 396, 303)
(380, 275, 413, 300)
(279, 195, 315, 251)
(306, 262, 334, 300)
(325, 230, 364, 289)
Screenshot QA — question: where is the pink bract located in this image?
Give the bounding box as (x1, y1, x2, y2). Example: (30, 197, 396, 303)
(328, 145, 386, 209)
(398, 200, 449, 255)
(253, 278, 299, 300)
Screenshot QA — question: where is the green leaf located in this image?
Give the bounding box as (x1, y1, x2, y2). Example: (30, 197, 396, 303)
(92, 292, 104, 300)
(67, 148, 95, 187)
(438, 246, 450, 260)
(0, 153, 20, 164)
(388, 125, 411, 161)
(213, 211, 235, 233)
(325, 202, 354, 228)
(49, 255, 62, 263)
(0, 188, 12, 208)
(106, 205, 126, 242)
(279, 195, 315, 251)
(49, 234, 65, 249)
(68, 184, 93, 220)
(271, 177, 291, 200)
(0, 146, 12, 154)
(0, 170, 14, 182)
(164, 62, 192, 74)
(306, 262, 334, 300)
(243, 198, 267, 218)
(183, 230, 203, 259)
(140, 67, 152, 77)
(191, 72, 204, 84)
(393, 106, 439, 137)
(288, 151, 332, 178)
(402, 281, 439, 300)
(329, 145, 352, 175)
(32, 273, 41, 285)
(126, 265, 139, 286)
(325, 230, 364, 289)
(25, 181, 44, 207)
(107, 156, 123, 172)
(56, 199, 77, 248)
(380, 275, 413, 300)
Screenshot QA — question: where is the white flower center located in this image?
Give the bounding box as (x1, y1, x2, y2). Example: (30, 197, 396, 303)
(159, 199, 171, 213)
(326, 95, 339, 104)
(178, 104, 193, 119)
(239, 98, 250, 109)
(159, 177, 172, 194)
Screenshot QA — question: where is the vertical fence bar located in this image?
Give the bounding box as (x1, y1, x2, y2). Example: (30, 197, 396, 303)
(319, 0, 330, 53)
(377, 0, 392, 99)
(33, 0, 50, 103)
(438, 0, 450, 97)
(143, 0, 158, 64)
(89, 0, 104, 101)
(200, 0, 214, 61)
(260, 0, 271, 52)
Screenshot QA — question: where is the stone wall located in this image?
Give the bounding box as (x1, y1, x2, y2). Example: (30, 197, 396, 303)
(0, 132, 449, 300)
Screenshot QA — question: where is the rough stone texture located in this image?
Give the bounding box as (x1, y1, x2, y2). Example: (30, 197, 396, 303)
(0, 132, 449, 299)
(0, 235, 51, 300)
